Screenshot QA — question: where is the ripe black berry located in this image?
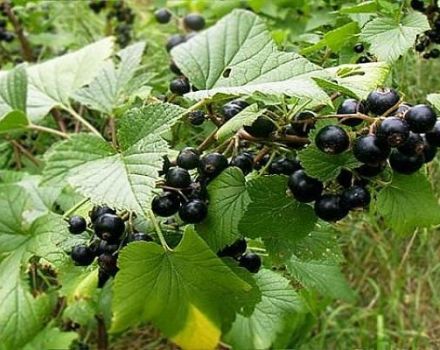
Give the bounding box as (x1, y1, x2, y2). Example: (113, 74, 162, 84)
(411, 0, 425, 11)
(169, 61, 181, 75)
(366, 88, 400, 116)
(404, 104, 437, 133)
(94, 214, 125, 242)
(244, 116, 276, 138)
(355, 162, 386, 177)
(151, 192, 180, 217)
(314, 194, 349, 222)
(425, 120, 440, 146)
(353, 135, 391, 165)
(199, 153, 228, 178)
(238, 253, 261, 273)
(176, 148, 200, 170)
(422, 136, 437, 162)
(178, 199, 208, 223)
(354, 43, 364, 53)
(223, 100, 248, 121)
(431, 49, 440, 58)
(166, 34, 186, 52)
(397, 131, 425, 156)
(68, 216, 87, 234)
(166, 167, 192, 188)
(315, 125, 350, 154)
(90, 239, 118, 256)
(268, 157, 301, 175)
(155, 8, 172, 24)
(170, 77, 190, 95)
(389, 150, 425, 174)
(376, 117, 410, 147)
(341, 186, 371, 210)
(71, 245, 95, 266)
(129, 232, 153, 242)
(338, 99, 367, 127)
(89, 0, 106, 13)
(337, 169, 353, 188)
(230, 152, 254, 175)
(288, 170, 323, 203)
(218, 239, 247, 258)
(183, 13, 206, 31)
(415, 42, 426, 52)
(98, 253, 118, 276)
(188, 110, 205, 125)
(89, 206, 116, 223)
(290, 111, 315, 136)
(0, 31, 14, 43)
(356, 56, 371, 64)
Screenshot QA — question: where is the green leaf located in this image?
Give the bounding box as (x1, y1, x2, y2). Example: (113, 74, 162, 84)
(196, 167, 251, 251)
(43, 103, 184, 212)
(224, 269, 305, 350)
(427, 93, 440, 112)
(111, 227, 255, 350)
(340, 1, 377, 14)
(376, 172, 440, 235)
(216, 104, 266, 142)
(74, 42, 146, 114)
(360, 12, 430, 62)
(22, 326, 78, 350)
(239, 176, 317, 243)
(0, 65, 27, 112)
(171, 9, 330, 104)
(0, 110, 29, 134)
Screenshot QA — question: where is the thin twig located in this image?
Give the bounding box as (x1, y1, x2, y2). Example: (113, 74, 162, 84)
(63, 106, 103, 138)
(51, 110, 67, 133)
(12, 142, 21, 169)
(10, 140, 41, 166)
(109, 117, 117, 147)
(96, 315, 108, 350)
(253, 146, 271, 164)
(27, 124, 69, 139)
(197, 128, 218, 152)
(63, 198, 90, 219)
(147, 209, 172, 251)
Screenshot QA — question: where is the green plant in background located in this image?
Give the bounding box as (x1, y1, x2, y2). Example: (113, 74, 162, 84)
(1, 1, 440, 349)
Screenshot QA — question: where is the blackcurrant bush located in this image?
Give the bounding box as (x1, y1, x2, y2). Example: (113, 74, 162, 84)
(338, 99, 366, 127)
(199, 153, 228, 178)
(230, 153, 254, 175)
(179, 199, 208, 223)
(218, 239, 247, 258)
(151, 192, 180, 217)
(288, 170, 323, 203)
(353, 135, 391, 165)
(355, 162, 386, 177)
(71, 245, 95, 266)
(89, 206, 116, 223)
(397, 131, 425, 156)
(176, 147, 200, 170)
(411, 0, 425, 11)
(404, 104, 437, 133)
(98, 253, 118, 276)
(341, 186, 371, 210)
(166, 34, 186, 52)
(376, 116, 410, 147)
(389, 150, 425, 174)
(183, 13, 206, 31)
(356, 56, 370, 64)
(238, 252, 261, 273)
(314, 194, 349, 222)
(129, 232, 153, 242)
(337, 169, 353, 188)
(425, 120, 440, 146)
(315, 125, 350, 154)
(68, 216, 87, 234)
(244, 116, 276, 138)
(222, 100, 248, 120)
(188, 110, 205, 125)
(353, 43, 364, 53)
(290, 111, 315, 136)
(94, 214, 125, 242)
(366, 88, 400, 116)
(155, 8, 172, 24)
(170, 77, 190, 95)
(169, 61, 181, 75)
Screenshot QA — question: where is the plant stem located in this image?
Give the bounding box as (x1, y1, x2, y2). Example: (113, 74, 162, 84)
(181, 98, 210, 117)
(197, 128, 218, 152)
(147, 209, 172, 251)
(109, 116, 117, 147)
(63, 106, 103, 139)
(50, 109, 67, 133)
(10, 140, 41, 166)
(28, 124, 69, 139)
(96, 315, 109, 350)
(63, 198, 90, 219)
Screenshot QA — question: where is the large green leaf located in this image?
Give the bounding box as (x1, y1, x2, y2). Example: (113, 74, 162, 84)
(196, 167, 250, 251)
(376, 172, 440, 235)
(224, 269, 304, 350)
(427, 93, 440, 112)
(43, 103, 184, 212)
(360, 12, 430, 62)
(74, 42, 146, 114)
(111, 227, 256, 350)
(22, 325, 78, 350)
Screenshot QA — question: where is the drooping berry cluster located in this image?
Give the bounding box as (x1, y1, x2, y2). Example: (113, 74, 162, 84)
(218, 239, 262, 273)
(68, 206, 152, 287)
(412, 1, 440, 59)
(352, 43, 375, 64)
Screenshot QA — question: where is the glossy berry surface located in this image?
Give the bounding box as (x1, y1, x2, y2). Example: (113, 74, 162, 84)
(155, 8, 172, 24)
(89, 206, 116, 223)
(71, 245, 95, 266)
(230, 153, 254, 175)
(183, 13, 206, 31)
(288, 170, 323, 203)
(199, 153, 228, 178)
(166, 167, 192, 188)
(353, 43, 364, 53)
(315, 125, 350, 154)
(389, 150, 425, 174)
(410, 0, 425, 11)
(366, 88, 400, 115)
(179, 199, 208, 223)
(425, 120, 440, 147)
(169, 77, 190, 95)
(397, 132, 425, 156)
(355, 162, 386, 177)
(376, 117, 409, 147)
(404, 104, 437, 133)
(314, 194, 349, 222)
(94, 214, 125, 242)
(218, 239, 247, 258)
(129, 232, 153, 242)
(244, 116, 276, 138)
(188, 110, 205, 125)
(353, 135, 391, 165)
(169, 61, 181, 75)
(151, 192, 180, 217)
(268, 157, 301, 175)
(356, 56, 370, 64)
(166, 34, 186, 52)
(176, 147, 200, 170)
(98, 253, 119, 276)
(290, 111, 315, 136)
(238, 253, 261, 273)
(222, 100, 248, 120)
(341, 186, 371, 209)
(338, 99, 366, 127)
(68, 216, 87, 234)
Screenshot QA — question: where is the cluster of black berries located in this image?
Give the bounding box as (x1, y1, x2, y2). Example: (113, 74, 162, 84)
(154, 8, 206, 95)
(218, 239, 262, 273)
(0, 4, 14, 43)
(352, 43, 375, 64)
(411, 1, 440, 59)
(68, 206, 152, 287)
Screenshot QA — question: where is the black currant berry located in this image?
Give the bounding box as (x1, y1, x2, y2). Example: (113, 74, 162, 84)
(425, 120, 440, 146)
(431, 49, 440, 58)
(89, 206, 116, 223)
(71, 245, 95, 266)
(183, 180, 208, 201)
(338, 99, 367, 127)
(176, 147, 200, 170)
(354, 43, 364, 53)
(90, 239, 118, 256)
(166, 34, 186, 52)
(314, 194, 349, 222)
(411, 0, 425, 11)
(151, 192, 180, 217)
(98, 269, 111, 288)
(129, 232, 153, 242)
(376, 117, 410, 147)
(238, 253, 261, 273)
(166, 167, 192, 188)
(315, 125, 350, 154)
(423, 52, 432, 60)
(183, 13, 206, 31)
(353, 135, 391, 165)
(355, 162, 386, 177)
(98, 253, 119, 276)
(397, 132, 425, 156)
(67, 217, 86, 237)
(0, 19, 6, 28)
(244, 116, 276, 138)
(422, 136, 437, 162)
(356, 56, 371, 64)
(389, 150, 425, 174)
(178, 199, 208, 223)
(288, 170, 323, 203)
(366, 88, 400, 116)
(169, 61, 181, 75)
(290, 111, 315, 136)
(218, 239, 247, 258)
(199, 153, 228, 178)
(170, 77, 190, 95)
(155, 8, 172, 24)
(341, 186, 371, 210)
(268, 157, 301, 175)
(231, 153, 254, 175)
(188, 110, 205, 125)
(415, 42, 426, 52)
(337, 169, 353, 188)
(94, 214, 125, 242)
(89, 0, 106, 13)
(222, 100, 248, 121)
(404, 104, 437, 133)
